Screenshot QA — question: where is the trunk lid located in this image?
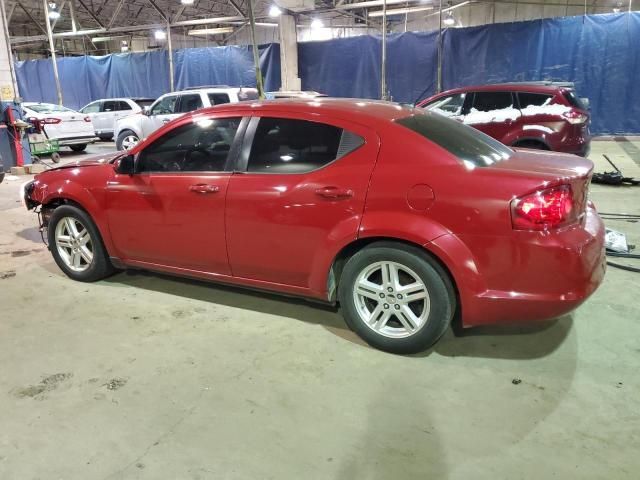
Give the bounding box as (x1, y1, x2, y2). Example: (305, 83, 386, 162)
(45, 111, 95, 138)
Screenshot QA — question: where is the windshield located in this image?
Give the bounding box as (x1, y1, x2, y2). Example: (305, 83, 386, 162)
(396, 110, 513, 167)
(134, 99, 155, 108)
(25, 103, 74, 114)
(563, 91, 587, 110)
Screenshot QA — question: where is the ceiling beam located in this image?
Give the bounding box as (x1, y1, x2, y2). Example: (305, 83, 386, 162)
(14, 0, 48, 35)
(107, 0, 126, 29)
(76, 0, 105, 28)
(146, 0, 169, 22)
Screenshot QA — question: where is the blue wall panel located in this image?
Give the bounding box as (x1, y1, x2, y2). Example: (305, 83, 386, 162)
(14, 13, 640, 134)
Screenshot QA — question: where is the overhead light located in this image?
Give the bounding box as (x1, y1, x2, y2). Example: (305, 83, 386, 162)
(310, 18, 324, 29)
(336, 0, 413, 9)
(181, 0, 195, 4)
(256, 22, 279, 27)
(48, 2, 60, 20)
(92, 35, 127, 42)
(443, 12, 455, 26)
(188, 27, 234, 36)
(269, 5, 282, 17)
(369, 5, 434, 16)
(154, 30, 167, 40)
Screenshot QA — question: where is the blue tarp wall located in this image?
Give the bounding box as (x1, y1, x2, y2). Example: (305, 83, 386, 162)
(15, 12, 640, 135)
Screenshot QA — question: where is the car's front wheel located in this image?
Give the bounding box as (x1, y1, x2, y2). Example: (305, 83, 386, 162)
(338, 242, 455, 354)
(116, 130, 140, 151)
(47, 205, 114, 282)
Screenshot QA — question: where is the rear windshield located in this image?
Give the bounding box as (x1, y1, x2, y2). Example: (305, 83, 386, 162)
(134, 99, 155, 108)
(563, 91, 586, 110)
(396, 111, 512, 167)
(25, 103, 74, 113)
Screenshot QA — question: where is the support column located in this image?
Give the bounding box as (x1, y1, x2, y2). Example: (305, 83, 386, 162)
(167, 23, 174, 92)
(42, 0, 63, 105)
(0, 0, 19, 101)
(278, 14, 301, 91)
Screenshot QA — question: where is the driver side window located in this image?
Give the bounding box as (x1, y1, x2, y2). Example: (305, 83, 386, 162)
(137, 117, 242, 173)
(150, 96, 178, 116)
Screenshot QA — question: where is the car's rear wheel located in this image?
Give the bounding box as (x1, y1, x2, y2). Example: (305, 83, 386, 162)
(47, 205, 114, 282)
(513, 140, 549, 150)
(116, 130, 139, 151)
(70, 144, 87, 152)
(338, 242, 455, 354)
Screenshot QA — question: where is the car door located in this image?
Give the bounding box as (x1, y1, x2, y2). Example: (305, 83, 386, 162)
(96, 100, 118, 134)
(464, 91, 520, 142)
(106, 115, 246, 273)
(225, 114, 379, 288)
(112, 100, 134, 132)
(143, 95, 180, 137)
(80, 101, 101, 127)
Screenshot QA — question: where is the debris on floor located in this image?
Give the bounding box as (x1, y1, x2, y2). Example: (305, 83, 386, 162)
(104, 377, 128, 390)
(592, 155, 640, 186)
(512, 378, 522, 385)
(1, 270, 16, 279)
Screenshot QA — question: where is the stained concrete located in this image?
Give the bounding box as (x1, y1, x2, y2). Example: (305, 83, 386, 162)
(0, 140, 639, 479)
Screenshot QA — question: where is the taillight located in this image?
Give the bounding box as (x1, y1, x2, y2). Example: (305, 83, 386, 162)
(511, 185, 575, 231)
(42, 117, 61, 124)
(562, 110, 588, 125)
(84, 116, 91, 122)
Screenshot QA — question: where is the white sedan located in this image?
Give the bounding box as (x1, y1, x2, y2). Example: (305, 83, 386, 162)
(22, 102, 98, 152)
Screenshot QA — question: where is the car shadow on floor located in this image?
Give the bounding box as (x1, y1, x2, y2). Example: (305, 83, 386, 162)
(101, 269, 574, 360)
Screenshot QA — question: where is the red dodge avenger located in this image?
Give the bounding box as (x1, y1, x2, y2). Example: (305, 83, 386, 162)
(22, 99, 606, 354)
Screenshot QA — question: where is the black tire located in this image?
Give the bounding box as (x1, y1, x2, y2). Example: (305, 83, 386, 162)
(51, 152, 61, 163)
(70, 144, 87, 152)
(513, 140, 549, 150)
(47, 204, 115, 282)
(116, 130, 139, 151)
(338, 242, 455, 354)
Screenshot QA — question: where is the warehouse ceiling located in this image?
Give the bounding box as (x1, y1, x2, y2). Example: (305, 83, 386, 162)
(5, 0, 636, 47)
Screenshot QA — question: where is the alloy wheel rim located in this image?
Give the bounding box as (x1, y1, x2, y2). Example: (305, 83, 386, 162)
(122, 135, 139, 150)
(353, 261, 431, 339)
(55, 217, 93, 272)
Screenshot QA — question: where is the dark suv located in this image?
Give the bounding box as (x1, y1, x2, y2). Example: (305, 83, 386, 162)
(417, 82, 591, 156)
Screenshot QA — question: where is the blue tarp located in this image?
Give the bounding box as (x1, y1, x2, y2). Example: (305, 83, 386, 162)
(14, 13, 640, 134)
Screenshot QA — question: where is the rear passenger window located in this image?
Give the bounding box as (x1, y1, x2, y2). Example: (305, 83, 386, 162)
(472, 92, 513, 112)
(247, 118, 363, 174)
(518, 93, 553, 108)
(116, 101, 132, 111)
(209, 93, 231, 105)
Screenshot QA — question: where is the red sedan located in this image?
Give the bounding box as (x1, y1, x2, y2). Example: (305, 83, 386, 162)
(22, 99, 606, 354)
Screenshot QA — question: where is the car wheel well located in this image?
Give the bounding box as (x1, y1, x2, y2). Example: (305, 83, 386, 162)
(512, 139, 550, 150)
(328, 237, 460, 320)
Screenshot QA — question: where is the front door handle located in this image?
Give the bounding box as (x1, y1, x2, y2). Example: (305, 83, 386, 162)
(162, 118, 171, 123)
(189, 184, 220, 194)
(315, 186, 354, 200)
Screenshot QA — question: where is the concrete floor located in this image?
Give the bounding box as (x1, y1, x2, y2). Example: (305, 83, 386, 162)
(0, 140, 639, 479)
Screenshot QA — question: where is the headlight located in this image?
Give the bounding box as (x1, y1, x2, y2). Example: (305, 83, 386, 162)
(19, 181, 33, 208)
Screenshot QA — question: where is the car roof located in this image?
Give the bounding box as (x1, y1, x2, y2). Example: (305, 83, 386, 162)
(438, 83, 567, 96)
(188, 98, 415, 123)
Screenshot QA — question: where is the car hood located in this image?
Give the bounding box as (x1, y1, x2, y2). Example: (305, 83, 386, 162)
(46, 152, 122, 171)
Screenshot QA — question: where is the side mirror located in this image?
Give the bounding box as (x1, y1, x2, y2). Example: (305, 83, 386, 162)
(580, 98, 590, 110)
(116, 154, 135, 175)
(142, 106, 150, 115)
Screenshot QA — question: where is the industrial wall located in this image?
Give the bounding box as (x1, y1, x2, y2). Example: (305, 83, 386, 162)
(14, 12, 640, 135)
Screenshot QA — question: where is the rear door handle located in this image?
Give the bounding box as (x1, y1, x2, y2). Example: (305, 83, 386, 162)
(315, 186, 354, 199)
(189, 184, 220, 194)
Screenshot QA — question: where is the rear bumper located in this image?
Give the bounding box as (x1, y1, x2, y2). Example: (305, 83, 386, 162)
(428, 207, 606, 327)
(57, 135, 98, 146)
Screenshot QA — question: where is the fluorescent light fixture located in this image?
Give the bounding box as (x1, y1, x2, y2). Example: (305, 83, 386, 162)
(337, 0, 414, 9)
(91, 35, 127, 42)
(256, 22, 279, 27)
(368, 5, 434, 16)
(154, 30, 167, 40)
(48, 10, 61, 19)
(181, 0, 195, 4)
(443, 12, 455, 25)
(269, 5, 282, 17)
(188, 27, 234, 35)
(310, 18, 324, 29)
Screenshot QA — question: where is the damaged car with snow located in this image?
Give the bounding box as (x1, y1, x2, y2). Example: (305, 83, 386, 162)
(418, 82, 591, 156)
